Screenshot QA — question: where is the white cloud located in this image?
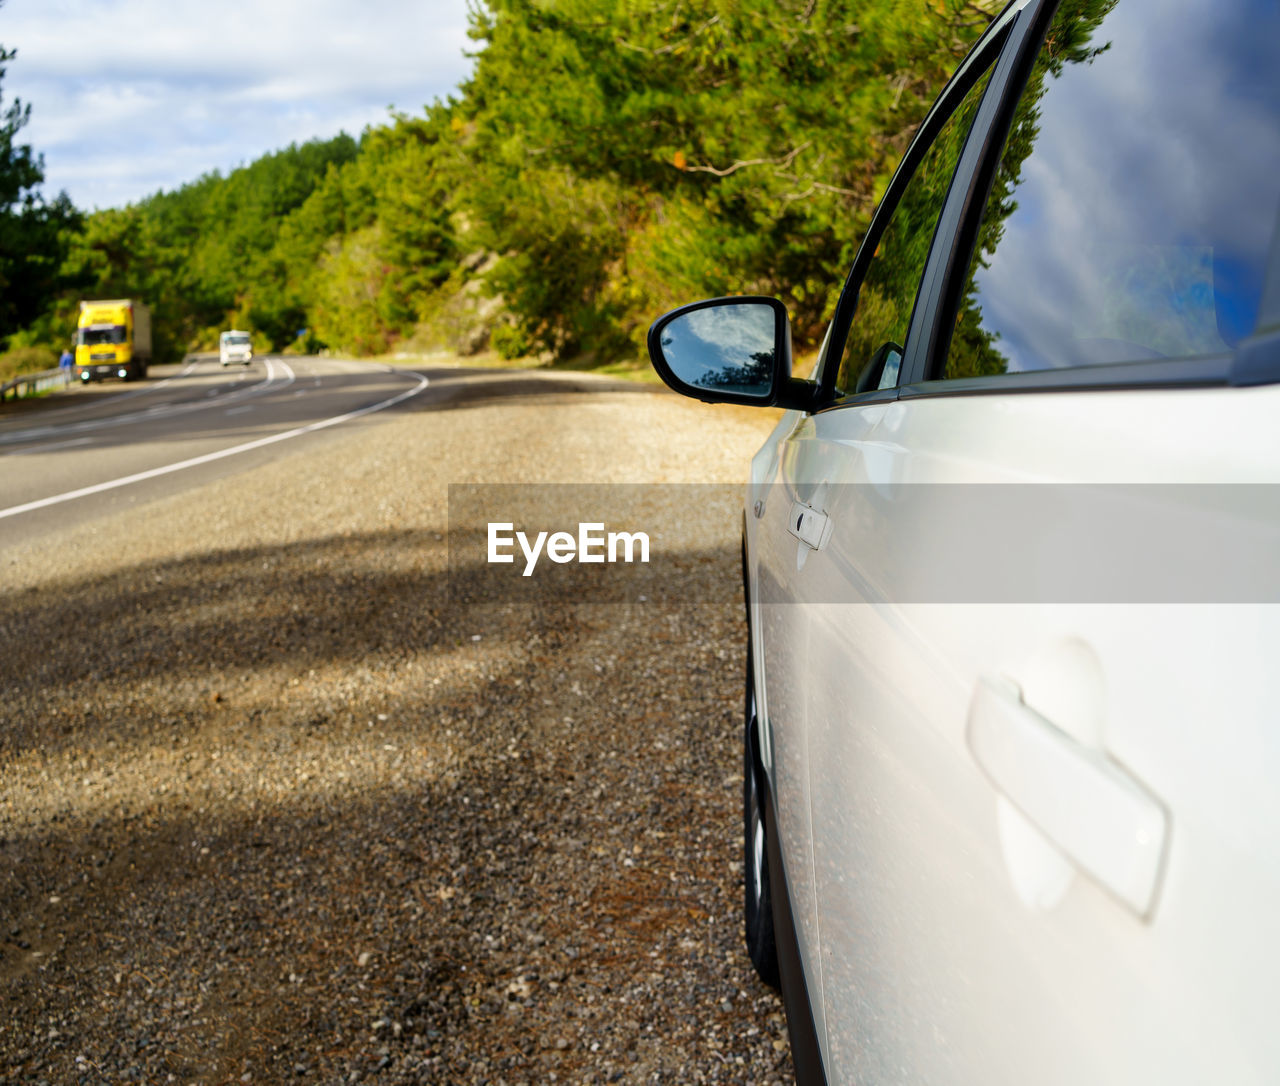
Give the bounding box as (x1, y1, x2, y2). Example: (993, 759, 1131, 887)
(1, 0, 477, 209)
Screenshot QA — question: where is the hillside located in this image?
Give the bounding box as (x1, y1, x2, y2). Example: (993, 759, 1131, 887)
(3, 0, 1000, 369)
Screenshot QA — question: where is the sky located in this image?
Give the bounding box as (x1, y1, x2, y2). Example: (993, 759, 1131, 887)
(1, 0, 477, 211)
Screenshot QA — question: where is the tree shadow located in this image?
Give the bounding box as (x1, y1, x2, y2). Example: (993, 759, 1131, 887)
(0, 529, 791, 1083)
(1, 527, 740, 759)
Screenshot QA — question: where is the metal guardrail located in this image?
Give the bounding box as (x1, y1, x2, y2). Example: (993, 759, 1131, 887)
(0, 366, 72, 403)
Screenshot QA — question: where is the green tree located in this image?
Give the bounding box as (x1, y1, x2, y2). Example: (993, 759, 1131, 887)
(458, 0, 1002, 359)
(6, 0, 1017, 370)
(0, 14, 82, 345)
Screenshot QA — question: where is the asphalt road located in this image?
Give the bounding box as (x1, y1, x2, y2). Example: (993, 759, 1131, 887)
(0, 356, 792, 1083)
(0, 356, 429, 548)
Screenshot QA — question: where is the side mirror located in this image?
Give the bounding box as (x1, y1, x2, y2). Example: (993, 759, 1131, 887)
(854, 341, 904, 394)
(647, 296, 816, 411)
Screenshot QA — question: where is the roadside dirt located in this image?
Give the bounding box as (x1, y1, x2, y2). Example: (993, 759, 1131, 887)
(0, 370, 794, 1084)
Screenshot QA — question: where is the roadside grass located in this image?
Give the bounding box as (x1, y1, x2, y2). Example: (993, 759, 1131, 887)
(0, 345, 58, 383)
(373, 347, 665, 386)
(372, 344, 820, 387)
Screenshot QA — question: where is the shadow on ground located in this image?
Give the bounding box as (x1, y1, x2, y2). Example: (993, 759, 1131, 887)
(0, 530, 790, 1084)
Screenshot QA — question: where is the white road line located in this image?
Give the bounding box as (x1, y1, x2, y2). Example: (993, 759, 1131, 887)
(67, 359, 202, 405)
(149, 360, 202, 388)
(0, 358, 294, 446)
(4, 436, 94, 457)
(0, 372, 428, 521)
(224, 405, 254, 416)
(0, 361, 202, 441)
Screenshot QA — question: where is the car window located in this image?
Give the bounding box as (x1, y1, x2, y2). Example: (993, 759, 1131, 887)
(944, 0, 1280, 380)
(833, 62, 996, 396)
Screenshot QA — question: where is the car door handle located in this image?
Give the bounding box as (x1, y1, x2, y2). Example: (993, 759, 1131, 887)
(788, 500, 832, 551)
(966, 676, 1169, 918)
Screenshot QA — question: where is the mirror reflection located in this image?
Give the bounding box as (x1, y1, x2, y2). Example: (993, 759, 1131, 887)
(660, 303, 776, 398)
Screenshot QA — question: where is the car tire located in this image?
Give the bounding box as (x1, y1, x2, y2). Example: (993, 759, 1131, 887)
(744, 636, 781, 989)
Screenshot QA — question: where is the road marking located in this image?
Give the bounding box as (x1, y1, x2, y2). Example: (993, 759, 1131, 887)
(0, 358, 293, 446)
(0, 372, 428, 521)
(4, 436, 94, 457)
(65, 359, 202, 406)
(224, 405, 254, 416)
(0, 361, 202, 443)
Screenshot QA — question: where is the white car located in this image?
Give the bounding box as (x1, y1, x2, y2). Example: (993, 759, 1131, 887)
(649, 0, 1280, 1082)
(219, 330, 253, 366)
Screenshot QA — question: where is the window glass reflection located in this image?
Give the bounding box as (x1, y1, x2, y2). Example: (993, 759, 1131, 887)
(946, 0, 1280, 379)
(835, 64, 995, 394)
(79, 325, 127, 346)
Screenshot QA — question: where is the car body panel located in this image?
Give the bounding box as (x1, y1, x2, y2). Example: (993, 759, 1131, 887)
(758, 383, 1280, 1083)
(749, 413, 828, 1050)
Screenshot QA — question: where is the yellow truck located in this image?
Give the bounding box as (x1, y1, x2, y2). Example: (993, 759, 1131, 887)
(75, 299, 152, 382)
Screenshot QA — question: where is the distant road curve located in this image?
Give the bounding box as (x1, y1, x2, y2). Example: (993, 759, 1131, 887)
(0, 356, 428, 543)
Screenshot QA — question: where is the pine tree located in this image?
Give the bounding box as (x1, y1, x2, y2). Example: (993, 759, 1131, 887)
(0, 9, 80, 342)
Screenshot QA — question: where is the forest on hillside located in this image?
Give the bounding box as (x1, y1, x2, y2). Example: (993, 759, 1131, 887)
(1, 0, 1000, 372)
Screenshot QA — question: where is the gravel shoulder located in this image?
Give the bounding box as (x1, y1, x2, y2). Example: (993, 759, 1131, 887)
(0, 369, 793, 1084)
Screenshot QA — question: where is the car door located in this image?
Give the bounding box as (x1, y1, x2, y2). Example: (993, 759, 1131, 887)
(798, 0, 1280, 1082)
(748, 9, 1021, 1074)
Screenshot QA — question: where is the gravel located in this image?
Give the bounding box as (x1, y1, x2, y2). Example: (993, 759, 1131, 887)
(0, 369, 793, 1084)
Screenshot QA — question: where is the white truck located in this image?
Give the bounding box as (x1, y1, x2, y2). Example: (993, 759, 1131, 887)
(219, 330, 254, 366)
